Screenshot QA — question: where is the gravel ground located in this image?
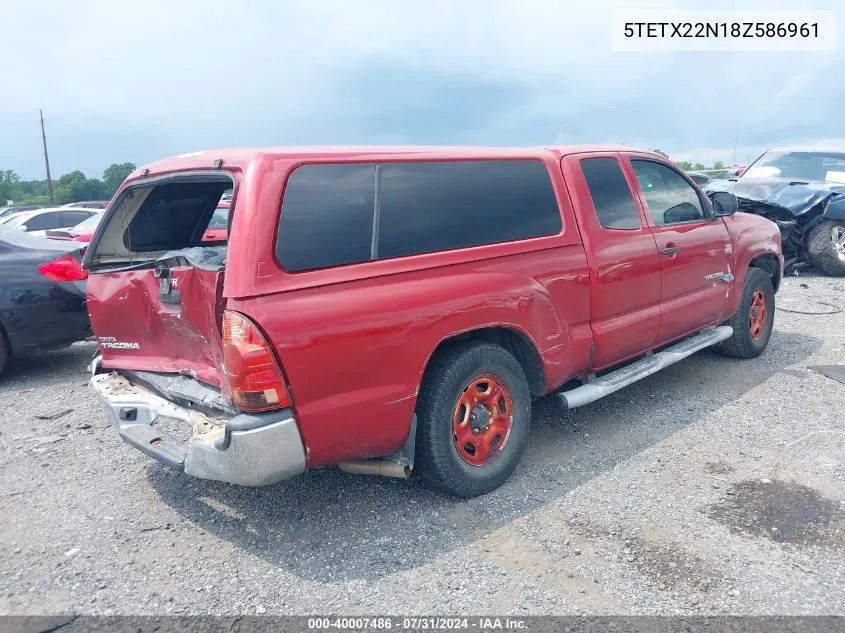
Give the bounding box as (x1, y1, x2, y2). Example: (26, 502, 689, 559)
(0, 273, 843, 617)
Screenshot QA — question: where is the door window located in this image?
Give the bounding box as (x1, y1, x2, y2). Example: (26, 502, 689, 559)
(62, 210, 94, 226)
(24, 212, 63, 231)
(631, 160, 706, 226)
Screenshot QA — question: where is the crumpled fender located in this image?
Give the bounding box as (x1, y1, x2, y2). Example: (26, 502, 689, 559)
(761, 184, 840, 216)
(823, 195, 845, 221)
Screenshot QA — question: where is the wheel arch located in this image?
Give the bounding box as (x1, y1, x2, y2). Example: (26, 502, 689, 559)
(748, 253, 782, 293)
(423, 326, 547, 398)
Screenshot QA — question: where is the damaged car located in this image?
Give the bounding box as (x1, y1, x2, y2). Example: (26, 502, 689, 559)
(705, 146, 845, 276)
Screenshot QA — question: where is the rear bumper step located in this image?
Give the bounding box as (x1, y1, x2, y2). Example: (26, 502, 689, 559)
(559, 326, 733, 409)
(91, 371, 306, 486)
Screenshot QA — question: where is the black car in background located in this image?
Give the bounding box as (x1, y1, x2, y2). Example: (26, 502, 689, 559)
(0, 226, 92, 375)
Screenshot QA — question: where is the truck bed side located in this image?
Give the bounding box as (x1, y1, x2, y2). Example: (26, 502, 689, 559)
(225, 155, 593, 467)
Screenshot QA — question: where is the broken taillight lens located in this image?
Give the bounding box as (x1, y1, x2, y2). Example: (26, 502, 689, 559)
(37, 253, 88, 282)
(222, 311, 291, 412)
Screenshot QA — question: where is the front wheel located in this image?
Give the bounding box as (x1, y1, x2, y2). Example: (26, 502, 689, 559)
(415, 342, 531, 498)
(721, 267, 775, 359)
(807, 221, 845, 277)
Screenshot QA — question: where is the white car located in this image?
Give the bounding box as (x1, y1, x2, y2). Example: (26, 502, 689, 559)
(0, 207, 101, 237)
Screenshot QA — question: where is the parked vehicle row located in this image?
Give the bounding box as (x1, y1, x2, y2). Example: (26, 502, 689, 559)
(0, 206, 101, 237)
(84, 145, 782, 499)
(0, 200, 109, 220)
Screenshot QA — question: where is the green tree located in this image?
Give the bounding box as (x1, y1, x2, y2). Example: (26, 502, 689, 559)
(693, 162, 706, 170)
(0, 169, 20, 184)
(712, 160, 725, 170)
(102, 162, 136, 194)
(54, 171, 87, 204)
(54, 170, 107, 204)
(651, 149, 670, 158)
(676, 160, 693, 171)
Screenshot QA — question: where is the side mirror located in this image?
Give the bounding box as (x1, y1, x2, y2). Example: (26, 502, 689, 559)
(710, 191, 738, 216)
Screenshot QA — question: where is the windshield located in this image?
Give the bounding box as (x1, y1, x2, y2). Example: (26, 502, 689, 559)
(743, 150, 845, 183)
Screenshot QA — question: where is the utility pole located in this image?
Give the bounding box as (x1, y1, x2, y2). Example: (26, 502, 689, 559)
(40, 109, 54, 203)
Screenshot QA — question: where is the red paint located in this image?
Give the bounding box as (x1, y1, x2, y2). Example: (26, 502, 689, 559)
(749, 289, 766, 340)
(86, 146, 783, 469)
(201, 228, 227, 242)
(87, 266, 227, 390)
(453, 374, 513, 466)
(559, 152, 662, 368)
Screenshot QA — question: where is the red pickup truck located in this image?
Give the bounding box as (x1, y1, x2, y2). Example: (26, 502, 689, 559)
(84, 146, 783, 498)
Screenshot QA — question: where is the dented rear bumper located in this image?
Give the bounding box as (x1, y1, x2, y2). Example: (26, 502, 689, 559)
(90, 369, 306, 486)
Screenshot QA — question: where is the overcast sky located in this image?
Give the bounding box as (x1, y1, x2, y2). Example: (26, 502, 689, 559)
(1, 0, 842, 180)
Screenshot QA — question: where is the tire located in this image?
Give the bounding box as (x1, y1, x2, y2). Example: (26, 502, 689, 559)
(807, 221, 845, 277)
(721, 267, 775, 359)
(415, 342, 531, 498)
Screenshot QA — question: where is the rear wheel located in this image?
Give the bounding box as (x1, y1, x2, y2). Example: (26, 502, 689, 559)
(415, 342, 531, 498)
(721, 267, 775, 359)
(807, 221, 845, 277)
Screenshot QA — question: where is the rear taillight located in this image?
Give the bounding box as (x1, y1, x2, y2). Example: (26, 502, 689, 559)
(222, 311, 291, 412)
(37, 254, 88, 282)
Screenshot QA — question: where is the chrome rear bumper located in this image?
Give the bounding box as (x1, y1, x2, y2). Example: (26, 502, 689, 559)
(91, 370, 306, 486)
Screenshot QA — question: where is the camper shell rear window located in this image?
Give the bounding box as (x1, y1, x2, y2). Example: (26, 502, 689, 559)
(85, 172, 233, 268)
(123, 181, 229, 252)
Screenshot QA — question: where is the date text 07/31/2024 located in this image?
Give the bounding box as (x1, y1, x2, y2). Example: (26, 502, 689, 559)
(307, 616, 527, 630)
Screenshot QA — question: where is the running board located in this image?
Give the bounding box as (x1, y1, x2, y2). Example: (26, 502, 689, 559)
(558, 326, 733, 409)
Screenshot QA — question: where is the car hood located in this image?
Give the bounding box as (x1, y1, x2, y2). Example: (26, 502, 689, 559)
(705, 177, 845, 217)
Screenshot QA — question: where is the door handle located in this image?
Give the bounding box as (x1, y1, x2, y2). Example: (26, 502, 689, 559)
(660, 245, 680, 256)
